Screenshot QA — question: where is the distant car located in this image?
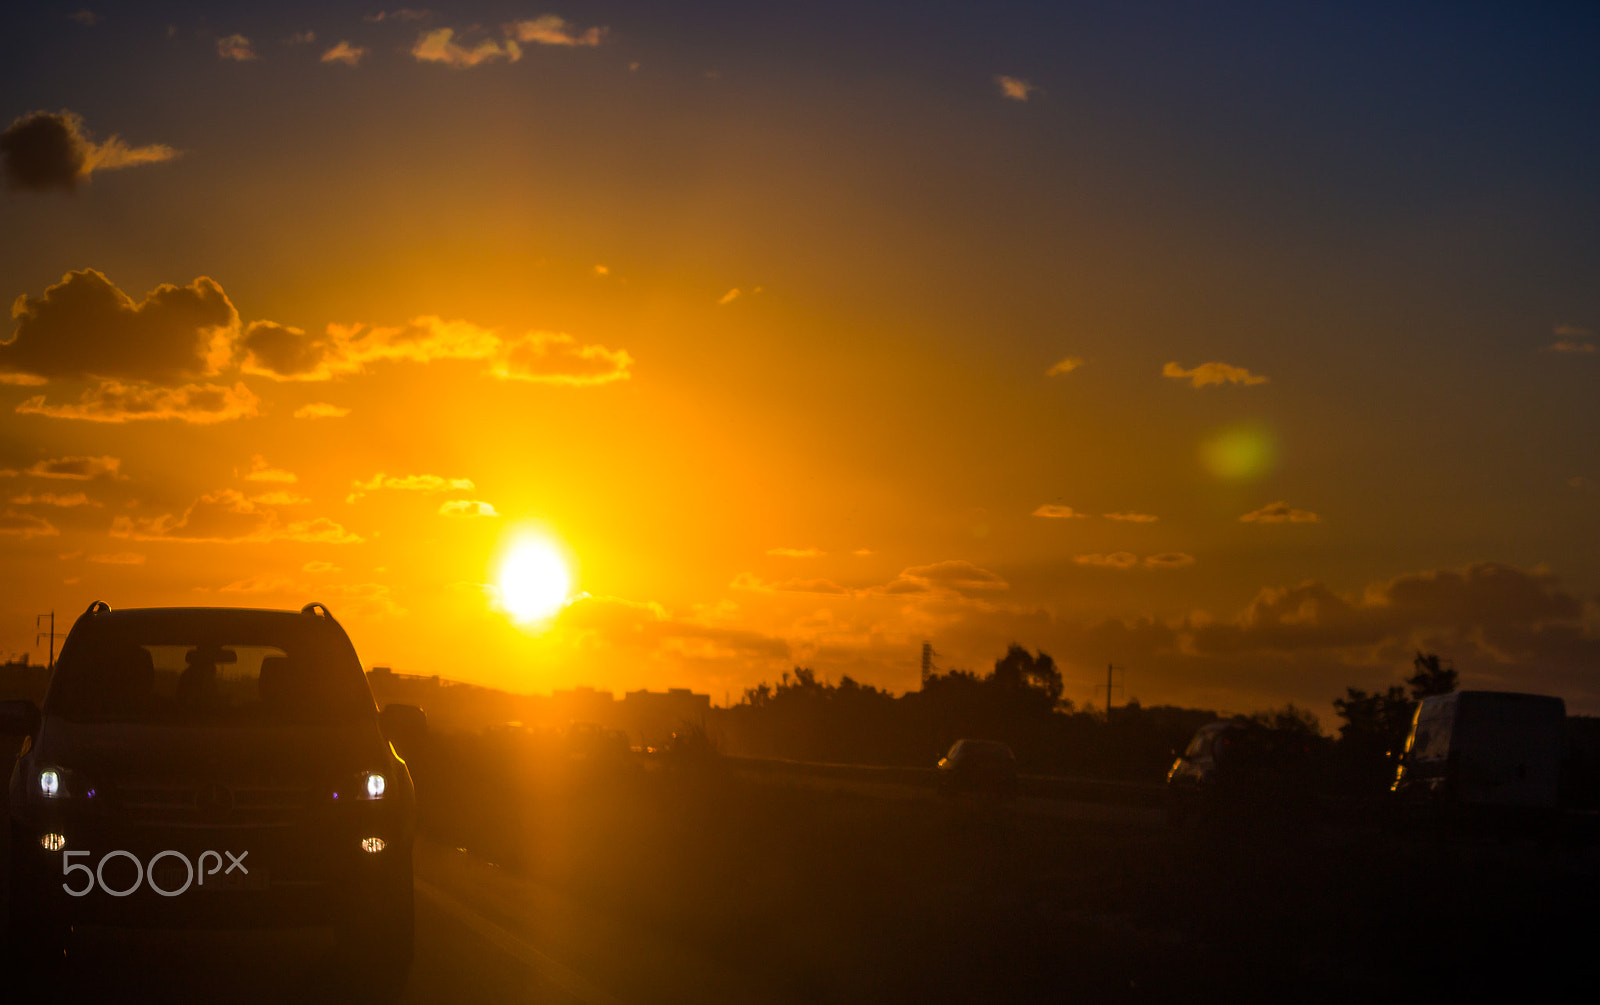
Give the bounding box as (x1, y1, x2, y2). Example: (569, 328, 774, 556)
(936, 739, 1019, 798)
(1, 602, 424, 999)
(1167, 719, 1314, 826)
(1391, 690, 1566, 823)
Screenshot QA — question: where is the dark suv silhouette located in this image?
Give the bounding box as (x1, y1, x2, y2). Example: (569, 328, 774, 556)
(1, 602, 424, 999)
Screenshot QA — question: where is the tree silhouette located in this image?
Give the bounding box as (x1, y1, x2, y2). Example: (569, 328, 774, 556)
(1406, 651, 1458, 700)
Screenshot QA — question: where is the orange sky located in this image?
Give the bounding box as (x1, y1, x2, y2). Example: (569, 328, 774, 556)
(3, 4, 1599, 721)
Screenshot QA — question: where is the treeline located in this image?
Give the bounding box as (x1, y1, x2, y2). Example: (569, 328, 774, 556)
(713, 644, 1452, 787)
(716, 646, 1220, 782)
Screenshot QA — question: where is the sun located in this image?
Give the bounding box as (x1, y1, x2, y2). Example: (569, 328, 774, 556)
(496, 537, 573, 623)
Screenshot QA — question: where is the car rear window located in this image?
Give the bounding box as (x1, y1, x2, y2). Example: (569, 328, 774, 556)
(46, 612, 375, 726)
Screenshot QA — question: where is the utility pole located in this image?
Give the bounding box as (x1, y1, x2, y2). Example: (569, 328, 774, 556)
(1095, 663, 1124, 716)
(35, 611, 62, 670)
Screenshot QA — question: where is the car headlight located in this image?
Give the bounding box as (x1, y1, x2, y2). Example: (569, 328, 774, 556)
(361, 771, 386, 800)
(39, 768, 61, 798)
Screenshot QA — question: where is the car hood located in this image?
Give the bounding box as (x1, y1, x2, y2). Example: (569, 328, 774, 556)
(36, 715, 389, 784)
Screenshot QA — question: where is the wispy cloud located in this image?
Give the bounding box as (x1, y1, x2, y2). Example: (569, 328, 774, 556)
(1104, 512, 1158, 522)
(112, 489, 361, 544)
(718, 288, 741, 305)
(1046, 356, 1083, 376)
(9, 491, 97, 507)
(1162, 361, 1269, 388)
(365, 9, 430, 23)
(1, 112, 178, 193)
(1240, 501, 1320, 523)
(411, 28, 520, 67)
(1549, 325, 1595, 353)
(69, 10, 97, 27)
(767, 547, 822, 558)
(1144, 552, 1196, 568)
(321, 41, 367, 66)
(286, 30, 316, 45)
(16, 381, 259, 423)
(347, 472, 473, 503)
(217, 34, 257, 62)
(439, 499, 499, 517)
(88, 552, 145, 565)
(239, 317, 632, 386)
(0, 511, 59, 538)
(243, 455, 297, 484)
(1032, 504, 1089, 519)
(293, 402, 350, 419)
(1074, 552, 1138, 569)
(996, 75, 1037, 101)
(505, 15, 606, 47)
(7, 455, 122, 480)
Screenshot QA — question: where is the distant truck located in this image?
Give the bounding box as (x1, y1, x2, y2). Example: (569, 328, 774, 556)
(1391, 691, 1567, 818)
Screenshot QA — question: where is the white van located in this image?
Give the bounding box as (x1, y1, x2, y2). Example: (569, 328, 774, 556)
(1392, 690, 1566, 812)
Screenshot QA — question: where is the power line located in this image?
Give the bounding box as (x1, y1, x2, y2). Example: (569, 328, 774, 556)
(36, 610, 63, 671)
(1094, 663, 1125, 715)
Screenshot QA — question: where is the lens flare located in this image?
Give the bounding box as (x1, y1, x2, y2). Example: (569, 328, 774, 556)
(1201, 424, 1276, 480)
(496, 537, 573, 623)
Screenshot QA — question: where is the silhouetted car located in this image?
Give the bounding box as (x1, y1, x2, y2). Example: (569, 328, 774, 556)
(1391, 690, 1566, 824)
(1167, 719, 1314, 826)
(936, 739, 1019, 798)
(1, 602, 424, 1000)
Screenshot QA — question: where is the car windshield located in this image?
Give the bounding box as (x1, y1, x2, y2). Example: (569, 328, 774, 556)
(45, 611, 374, 726)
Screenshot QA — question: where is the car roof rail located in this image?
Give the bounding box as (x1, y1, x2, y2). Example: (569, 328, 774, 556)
(301, 602, 333, 618)
(85, 601, 110, 616)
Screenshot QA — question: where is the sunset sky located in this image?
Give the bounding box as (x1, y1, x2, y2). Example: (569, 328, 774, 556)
(3, 2, 1598, 719)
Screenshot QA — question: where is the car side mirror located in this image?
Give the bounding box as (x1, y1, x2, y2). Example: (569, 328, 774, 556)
(0, 699, 41, 737)
(380, 703, 426, 755)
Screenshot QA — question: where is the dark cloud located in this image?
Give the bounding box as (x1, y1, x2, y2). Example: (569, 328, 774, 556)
(1, 111, 176, 193)
(112, 489, 361, 544)
(3, 270, 237, 384)
(16, 381, 258, 424)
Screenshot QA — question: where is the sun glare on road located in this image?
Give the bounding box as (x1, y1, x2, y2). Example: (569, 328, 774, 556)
(497, 537, 572, 623)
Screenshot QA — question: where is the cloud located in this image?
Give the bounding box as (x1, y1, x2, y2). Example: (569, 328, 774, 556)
(505, 16, 606, 46)
(1074, 552, 1139, 569)
(491, 331, 633, 385)
(1104, 512, 1159, 522)
(88, 552, 144, 565)
(111, 489, 362, 544)
(1046, 356, 1082, 376)
(14, 455, 122, 480)
(1032, 504, 1089, 519)
(1162, 361, 1269, 388)
(0, 511, 58, 538)
(238, 316, 631, 386)
(250, 491, 310, 506)
(321, 41, 367, 66)
(16, 381, 259, 423)
(1, 112, 178, 193)
(1554, 323, 1593, 337)
(1144, 552, 1196, 568)
(9, 492, 96, 507)
(1550, 340, 1596, 353)
(220, 574, 302, 594)
(293, 402, 350, 419)
(3, 270, 237, 384)
(411, 28, 521, 67)
(286, 30, 316, 45)
(439, 499, 499, 517)
(731, 573, 850, 596)
(996, 75, 1037, 101)
(1240, 501, 1320, 524)
(555, 594, 789, 662)
(302, 560, 340, 573)
(365, 9, 430, 23)
(217, 34, 257, 61)
(70, 10, 97, 27)
(348, 472, 473, 504)
(243, 455, 297, 483)
(317, 582, 405, 618)
(718, 289, 740, 305)
(884, 560, 1009, 595)
(767, 547, 822, 558)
